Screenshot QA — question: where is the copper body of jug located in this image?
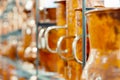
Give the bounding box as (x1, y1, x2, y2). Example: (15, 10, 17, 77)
(56, 0, 66, 26)
(64, 0, 100, 79)
(81, 8, 120, 80)
(39, 30, 61, 72)
(17, 26, 32, 61)
(65, 0, 83, 79)
(39, 0, 66, 72)
(55, 0, 67, 76)
(46, 8, 56, 23)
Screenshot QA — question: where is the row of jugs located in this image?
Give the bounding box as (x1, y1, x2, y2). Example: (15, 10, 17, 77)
(38, 0, 90, 80)
(0, 0, 119, 80)
(38, 0, 120, 80)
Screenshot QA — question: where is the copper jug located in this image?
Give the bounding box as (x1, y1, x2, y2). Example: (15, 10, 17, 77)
(22, 25, 32, 49)
(39, 28, 62, 72)
(55, 0, 66, 26)
(39, 0, 66, 73)
(55, 0, 82, 79)
(81, 8, 120, 80)
(63, 0, 82, 79)
(56, 9, 83, 80)
(17, 24, 32, 61)
(24, 22, 37, 63)
(55, 0, 67, 76)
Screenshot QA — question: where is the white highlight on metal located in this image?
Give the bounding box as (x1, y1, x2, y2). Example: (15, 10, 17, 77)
(104, 0, 120, 7)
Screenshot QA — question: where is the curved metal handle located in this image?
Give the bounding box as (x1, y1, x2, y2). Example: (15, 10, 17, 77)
(44, 25, 67, 53)
(38, 28, 46, 49)
(57, 36, 68, 54)
(56, 35, 75, 61)
(72, 35, 83, 64)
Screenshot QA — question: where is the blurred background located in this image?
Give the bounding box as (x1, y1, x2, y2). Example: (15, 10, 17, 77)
(0, 0, 120, 80)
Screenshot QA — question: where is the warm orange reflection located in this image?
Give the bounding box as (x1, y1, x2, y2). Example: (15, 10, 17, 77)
(39, 1, 66, 73)
(66, 0, 82, 80)
(39, 29, 61, 72)
(81, 8, 120, 80)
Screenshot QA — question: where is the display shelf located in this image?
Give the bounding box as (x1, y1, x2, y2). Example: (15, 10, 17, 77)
(0, 56, 65, 80)
(86, 8, 94, 11)
(38, 22, 56, 27)
(82, 0, 87, 67)
(0, 0, 15, 19)
(0, 29, 22, 41)
(3, 0, 15, 13)
(35, 0, 91, 78)
(8, 29, 21, 36)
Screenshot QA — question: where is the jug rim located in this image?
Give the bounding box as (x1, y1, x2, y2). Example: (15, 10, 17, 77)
(75, 8, 82, 11)
(86, 8, 120, 15)
(75, 8, 94, 11)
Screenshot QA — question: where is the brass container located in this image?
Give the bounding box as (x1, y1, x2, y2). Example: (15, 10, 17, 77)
(46, 8, 56, 23)
(39, 0, 66, 73)
(64, 0, 91, 79)
(75, 8, 90, 58)
(39, 10, 46, 22)
(55, 0, 67, 76)
(39, 29, 62, 72)
(24, 27, 36, 63)
(17, 27, 32, 61)
(22, 27, 32, 49)
(55, 0, 66, 26)
(6, 42, 17, 60)
(18, 26, 36, 62)
(24, 42, 37, 63)
(1, 39, 17, 60)
(81, 8, 120, 80)
(17, 41, 25, 60)
(39, 8, 56, 23)
(65, 0, 82, 80)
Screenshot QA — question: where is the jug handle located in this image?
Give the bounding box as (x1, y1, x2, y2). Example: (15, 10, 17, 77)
(44, 25, 67, 53)
(56, 35, 75, 61)
(72, 35, 83, 64)
(38, 28, 46, 49)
